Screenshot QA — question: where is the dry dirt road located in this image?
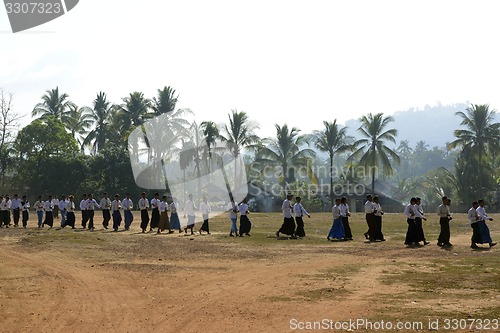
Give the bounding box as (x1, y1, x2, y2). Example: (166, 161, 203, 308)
(0, 213, 498, 333)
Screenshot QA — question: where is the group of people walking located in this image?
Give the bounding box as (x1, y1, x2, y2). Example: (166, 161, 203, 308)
(0, 192, 255, 238)
(404, 196, 496, 249)
(326, 195, 384, 242)
(0, 192, 497, 249)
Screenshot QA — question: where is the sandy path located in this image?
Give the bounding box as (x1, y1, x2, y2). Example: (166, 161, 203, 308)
(0, 242, 399, 333)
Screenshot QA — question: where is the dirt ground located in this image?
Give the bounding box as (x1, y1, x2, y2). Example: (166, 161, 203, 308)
(0, 212, 498, 333)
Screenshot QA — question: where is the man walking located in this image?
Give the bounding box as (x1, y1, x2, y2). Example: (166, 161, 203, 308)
(100, 192, 111, 229)
(139, 192, 150, 233)
(436, 196, 452, 247)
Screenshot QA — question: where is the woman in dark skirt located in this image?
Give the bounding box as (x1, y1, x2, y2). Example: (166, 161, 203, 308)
(293, 196, 310, 238)
(276, 194, 295, 238)
(169, 198, 182, 232)
(238, 198, 251, 236)
(64, 195, 76, 228)
(150, 192, 160, 231)
(199, 196, 211, 235)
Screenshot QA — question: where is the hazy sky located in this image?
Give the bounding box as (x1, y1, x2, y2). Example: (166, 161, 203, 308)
(1, 0, 499, 138)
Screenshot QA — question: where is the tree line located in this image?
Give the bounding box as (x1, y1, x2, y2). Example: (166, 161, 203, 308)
(0, 86, 499, 210)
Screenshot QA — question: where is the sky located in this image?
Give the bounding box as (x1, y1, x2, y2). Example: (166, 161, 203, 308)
(1, 0, 500, 138)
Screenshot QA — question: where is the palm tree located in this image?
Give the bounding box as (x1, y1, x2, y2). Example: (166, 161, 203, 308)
(116, 92, 151, 160)
(312, 120, 352, 208)
(448, 104, 500, 193)
(415, 140, 429, 153)
(82, 92, 114, 154)
(397, 140, 413, 156)
(61, 104, 93, 151)
(117, 91, 151, 131)
(220, 110, 260, 183)
(32, 87, 74, 119)
(201, 121, 220, 173)
(257, 124, 315, 192)
(151, 86, 179, 116)
(349, 113, 400, 194)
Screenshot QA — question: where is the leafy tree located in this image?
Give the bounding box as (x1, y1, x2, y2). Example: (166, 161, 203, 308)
(14, 116, 78, 194)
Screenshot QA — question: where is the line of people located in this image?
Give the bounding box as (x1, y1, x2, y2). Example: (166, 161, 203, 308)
(0, 192, 497, 250)
(0, 192, 255, 238)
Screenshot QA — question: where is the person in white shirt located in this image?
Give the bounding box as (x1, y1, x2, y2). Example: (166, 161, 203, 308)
(339, 196, 353, 240)
(42, 195, 54, 229)
(183, 194, 197, 235)
(436, 196, 452, 247)
(327, 198, 344, 241)
(21, 195, 30, 228)
(373, 196, 385, 242)
(238, 198, 251, 237)
(404, 197, 419, 246)
(476, 199, 497, 248)
(52, 196, 60, 219)
(276, 194, 296, 238)
(86, 193, 100, 230)
(227, 199, 238, 237)
(59, 195, 67, 228)
(169, 198, 182, 233)
(293, 196, 310, 238)
(138, 192, 150, 233)
(0, 195, 5, 227)
(11, 194, 22, 227)
(150, 192, 161, 232)
(157, 195, 171, 234)
(100, 192, 112, 229)
(64, 195, 76, 229)
(111, 194, 122, 231)
(468, 201, 481, 249)
(363, 194, 376, 241)
(199, 196, 212, 235)
(80, 194, 89, 229)
(1, 195, 12, 228)
(414, 197, 429, 245)
(34, 196, 44, 228)
(122, 193, 134, 230)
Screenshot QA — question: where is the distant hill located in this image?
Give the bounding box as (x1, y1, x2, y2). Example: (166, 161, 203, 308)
(344, 102, 500, 148)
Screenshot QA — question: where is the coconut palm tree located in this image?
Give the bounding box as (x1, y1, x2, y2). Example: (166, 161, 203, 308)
(32, 87, 74, 120)
(201, 121, 220, 172)
(116, 92, 151, 160)
(397, 140, 413, 156)
(61, 104, 93, 151)
(349, 113, 400, 194)
(312, 120, 352, 208)
(151, 86, 178, 116)
(82, 92, 114, 154)
(257, 124, 315, 192)
(220, 110, 260, 183)
(415, 140, 429, 153)
(448, 104, 500, 193)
